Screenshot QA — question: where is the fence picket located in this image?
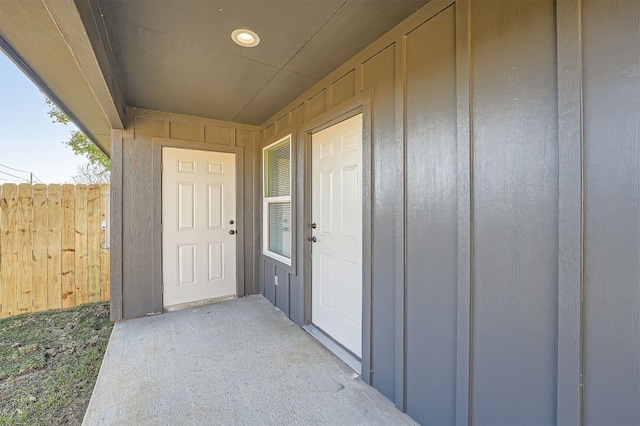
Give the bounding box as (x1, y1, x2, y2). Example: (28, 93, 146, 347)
(32, 184, 48, 311)
(0, 184, 18, 318)
(87, 185, 101, 302)
(47, 184, 62, 310)
(100, 184, 110, 301)
(74, 185, 88, 304)
(61, 184, 76, 308)
(16, 184, 32, 315)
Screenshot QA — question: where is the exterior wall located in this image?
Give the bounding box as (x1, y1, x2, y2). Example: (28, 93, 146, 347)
(110, 108, 260, 320)
(258, 0, 640, 425)
(581, 2, 640, 423)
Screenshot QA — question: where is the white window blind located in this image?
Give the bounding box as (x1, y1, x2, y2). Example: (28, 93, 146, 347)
(268, 202, 291, 258)
(263, 135, 291, 264)
(265, 141, 290, 198)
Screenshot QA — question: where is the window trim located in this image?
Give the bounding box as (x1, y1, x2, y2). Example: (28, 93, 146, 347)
(262, 134, 292, 265)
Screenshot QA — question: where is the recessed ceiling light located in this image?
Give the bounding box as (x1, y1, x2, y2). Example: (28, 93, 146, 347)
(231, 29, 260, 47)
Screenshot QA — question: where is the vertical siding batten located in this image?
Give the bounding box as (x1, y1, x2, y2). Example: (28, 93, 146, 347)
(455, 1, 473, 423)
(395, 23, 407, 413)
(556, 0, 585, 423)
(151, 139, 162, 309)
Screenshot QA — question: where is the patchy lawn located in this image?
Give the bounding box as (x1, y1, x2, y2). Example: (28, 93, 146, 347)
(0, 302, 113, 425)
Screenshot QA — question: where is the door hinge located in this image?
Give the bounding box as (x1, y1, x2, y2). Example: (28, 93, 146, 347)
(160, 223, 164, 232)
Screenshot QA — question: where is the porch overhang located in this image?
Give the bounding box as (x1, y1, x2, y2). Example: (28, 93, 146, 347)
(0, 0, 126, 156)
(1, 0, 427, 150)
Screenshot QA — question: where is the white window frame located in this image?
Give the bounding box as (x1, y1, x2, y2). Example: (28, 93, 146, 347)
(263, 134, 292, 265)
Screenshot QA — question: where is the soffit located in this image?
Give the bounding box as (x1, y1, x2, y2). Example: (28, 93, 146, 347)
(98, 0, 428, 126)
(0, 0, 125, 155)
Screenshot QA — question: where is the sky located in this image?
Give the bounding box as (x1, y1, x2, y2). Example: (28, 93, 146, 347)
(0, 52, 85, 184)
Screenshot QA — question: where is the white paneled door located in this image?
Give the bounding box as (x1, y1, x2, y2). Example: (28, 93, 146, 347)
(162, 148, 236, 307)
(311, 114, 363, 357)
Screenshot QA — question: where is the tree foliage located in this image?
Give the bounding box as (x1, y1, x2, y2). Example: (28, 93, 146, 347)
(45, 98, 110, 170)
(72, 163, 110, 184)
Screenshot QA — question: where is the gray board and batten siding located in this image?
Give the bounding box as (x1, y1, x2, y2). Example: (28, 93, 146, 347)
(109, 0, 640, 425)
(257, 0, 640, 425)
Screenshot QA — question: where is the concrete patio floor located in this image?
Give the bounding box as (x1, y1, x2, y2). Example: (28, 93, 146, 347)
(83, 295, 417, 425)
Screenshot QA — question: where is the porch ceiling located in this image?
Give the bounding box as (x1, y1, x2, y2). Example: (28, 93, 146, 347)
(0, 0, 426, 154)
(97, 0, 428, 125)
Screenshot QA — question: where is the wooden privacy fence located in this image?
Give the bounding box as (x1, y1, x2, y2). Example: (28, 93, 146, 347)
(0, 183, 110, 318)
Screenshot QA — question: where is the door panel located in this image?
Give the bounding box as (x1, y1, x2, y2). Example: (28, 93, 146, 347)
(311, 114, 363, 358)
(207, 184, 223, 228)
(163, 148, 236, 307)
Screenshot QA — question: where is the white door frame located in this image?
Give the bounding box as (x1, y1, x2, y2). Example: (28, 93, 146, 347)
(151, 139, 246, 310)
(299, 93, 374, 383)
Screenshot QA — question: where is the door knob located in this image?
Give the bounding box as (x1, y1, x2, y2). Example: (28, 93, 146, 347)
(308, 236, 317, 243)
(229, 230, 237, 235)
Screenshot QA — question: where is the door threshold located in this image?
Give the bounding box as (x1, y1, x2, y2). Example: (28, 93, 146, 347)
(304, 324, 361, 375)
(163, 294, 236, 312)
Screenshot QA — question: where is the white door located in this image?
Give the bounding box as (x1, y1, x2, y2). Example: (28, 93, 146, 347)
(311, 114, 363, 357)
(162, 148, 236, 307)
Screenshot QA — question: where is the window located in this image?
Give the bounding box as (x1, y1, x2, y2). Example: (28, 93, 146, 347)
(263, 135, 291, 264)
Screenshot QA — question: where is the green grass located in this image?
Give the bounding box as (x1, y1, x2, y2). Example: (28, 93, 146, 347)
(0, 302, 113, 425)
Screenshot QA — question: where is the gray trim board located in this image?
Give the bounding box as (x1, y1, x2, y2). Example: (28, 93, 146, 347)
(556, 0, 584, 424)
(455, 1, 472, 424)
(395, 21, 407, 414)
(151, 140, 162, 309)
(109, 130, 124, 321)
